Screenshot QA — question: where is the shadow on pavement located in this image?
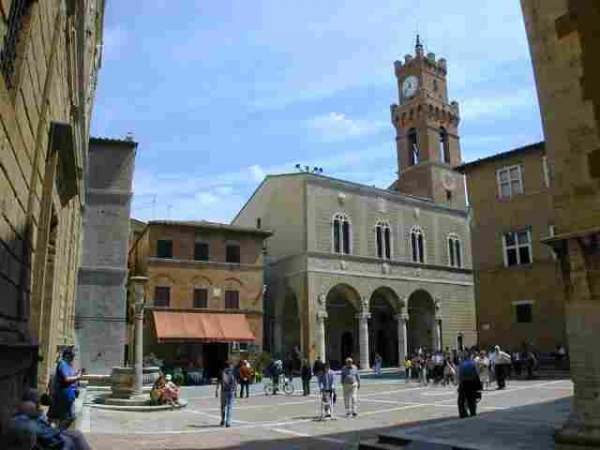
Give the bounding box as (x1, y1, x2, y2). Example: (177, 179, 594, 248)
(87, 397, 572, 450)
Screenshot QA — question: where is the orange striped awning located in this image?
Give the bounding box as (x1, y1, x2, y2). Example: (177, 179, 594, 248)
(152, 311, 255, 343)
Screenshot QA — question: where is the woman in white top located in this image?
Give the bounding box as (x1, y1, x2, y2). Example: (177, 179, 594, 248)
(475, 351, 490, 390)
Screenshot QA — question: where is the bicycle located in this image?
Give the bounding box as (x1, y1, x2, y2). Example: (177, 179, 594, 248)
(264, 377, 295, 396)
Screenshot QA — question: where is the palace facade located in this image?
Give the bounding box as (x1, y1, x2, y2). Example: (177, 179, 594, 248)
(232, 40, 476, 369)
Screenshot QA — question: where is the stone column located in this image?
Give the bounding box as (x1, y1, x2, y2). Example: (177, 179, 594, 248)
(433, 317, 442, 352)
(356, 312, 371, 370)
(316, 311, 327, 363)
(272, 319, 283, 356)
(550, 236, 600, 447)
(130, 276, 148, 395)
(395, 314, 408, 366)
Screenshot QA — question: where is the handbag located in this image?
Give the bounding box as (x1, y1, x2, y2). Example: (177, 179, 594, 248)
(332, 392, 337, 404)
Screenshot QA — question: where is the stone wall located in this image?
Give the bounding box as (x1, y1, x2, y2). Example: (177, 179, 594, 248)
(306, 178, 471, 268)
(462, 144, 565, 352)
(76, 138, 136, 374)
(0, 0, 105, 428)
(521, 0, 600, 446)
(130, 222, 269, 355)
(232, 175, 306, 261)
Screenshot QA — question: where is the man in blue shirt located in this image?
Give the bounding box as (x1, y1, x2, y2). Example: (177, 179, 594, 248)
(14, 389, 91, 450)
(47, 348, 83, 430)
(457, 353, 483, 418)
(216, 361, 237, 427)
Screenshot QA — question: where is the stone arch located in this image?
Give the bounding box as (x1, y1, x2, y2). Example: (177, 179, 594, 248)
(151, 274, 176, 286)
(325, 283, 361, 369)
(191, 275, 212, 287)
(407, 289, 436, 355)
(369, 287, 401, 367)
(224, 277, 243, 288)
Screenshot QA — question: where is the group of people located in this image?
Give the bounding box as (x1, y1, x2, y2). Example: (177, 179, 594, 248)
(404, 344, 538, 390)
(150, 374, 182, 407)
(6, 348, 91, 450)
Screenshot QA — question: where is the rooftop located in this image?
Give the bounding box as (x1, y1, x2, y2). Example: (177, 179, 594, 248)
(147, 220, 273, 237)
(456, 141, 545, 172)
(90, 136, 138, 147)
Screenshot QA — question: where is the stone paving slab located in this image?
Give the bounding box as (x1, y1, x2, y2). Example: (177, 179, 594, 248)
(383, 397, 572, 450)
(83, 378, 573, 449)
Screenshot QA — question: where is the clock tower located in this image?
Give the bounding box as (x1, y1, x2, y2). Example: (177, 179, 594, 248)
(390, 36, 466, 209)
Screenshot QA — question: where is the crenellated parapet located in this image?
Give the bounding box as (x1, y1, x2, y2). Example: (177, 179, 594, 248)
(393, 52, 448, 78)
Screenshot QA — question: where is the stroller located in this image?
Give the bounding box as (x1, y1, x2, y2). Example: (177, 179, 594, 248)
(317, 389, 337, 421)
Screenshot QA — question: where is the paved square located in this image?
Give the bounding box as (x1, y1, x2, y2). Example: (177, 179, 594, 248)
(83, 378, 573, 449)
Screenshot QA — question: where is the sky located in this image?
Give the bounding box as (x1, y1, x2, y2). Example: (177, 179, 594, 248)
(91, 0, 544, 223)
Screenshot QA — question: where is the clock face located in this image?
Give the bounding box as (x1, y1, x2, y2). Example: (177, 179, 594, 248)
(402, 76, 419, 100)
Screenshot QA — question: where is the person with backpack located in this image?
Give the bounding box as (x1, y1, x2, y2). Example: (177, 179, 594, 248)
(216, 361, 237, 427)
(47, 348, 83, 430)
(269, 359, 283, 394)
(457, 353, 483, 418)
(300, 359, 312, 396)
(312, 356, 325, 378)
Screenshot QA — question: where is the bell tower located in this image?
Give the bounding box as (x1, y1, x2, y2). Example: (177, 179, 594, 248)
(390, 36, 466, 209)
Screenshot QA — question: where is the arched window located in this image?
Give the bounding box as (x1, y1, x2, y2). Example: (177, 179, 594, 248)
(332, 213, 352, 255)
(439, 127, 450, 164)
(447, 234, 462, 268)
(407, 128, 419, 165)
(375, 221, 392, 259)
(410, 226, 425, 263)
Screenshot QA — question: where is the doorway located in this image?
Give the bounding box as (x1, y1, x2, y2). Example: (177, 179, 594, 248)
(202, 343, 229, 379)
(341, 332, 354, 367)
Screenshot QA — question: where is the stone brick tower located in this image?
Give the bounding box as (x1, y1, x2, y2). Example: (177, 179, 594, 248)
(390, 37, 466, 209)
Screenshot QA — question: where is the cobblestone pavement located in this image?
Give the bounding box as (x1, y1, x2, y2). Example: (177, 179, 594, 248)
(82, 378, 573, 449)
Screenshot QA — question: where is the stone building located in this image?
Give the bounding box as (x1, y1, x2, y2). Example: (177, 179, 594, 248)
(0, 0, 105, 426)
(232, 40, 476, 370)
(75, 137, 137, 375)
(457, 142, 566, 353)
(128, 220, 271, 377)
(521, 1, 600, 447)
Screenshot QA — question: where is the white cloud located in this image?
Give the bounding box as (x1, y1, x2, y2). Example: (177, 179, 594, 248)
(131, 142, 396, 223)
(307, 112, 388, 142)
(214, 186, 234, 196)
(460, 89, 538, 121)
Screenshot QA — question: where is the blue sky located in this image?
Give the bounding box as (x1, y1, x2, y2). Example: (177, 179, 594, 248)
(92, 0, 543, 223)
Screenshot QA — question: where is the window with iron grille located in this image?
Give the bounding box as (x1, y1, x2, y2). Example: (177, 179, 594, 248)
(154, 286, 170, 307)
(515, 303, 533, 323)
(193, 288, 208, 308)
(194, 242, 209, 261)
(0, 0, 35, 89)
(156, 240, 173, 258)
(226, 244, 240, 263)
(225, 290, 239, 309)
